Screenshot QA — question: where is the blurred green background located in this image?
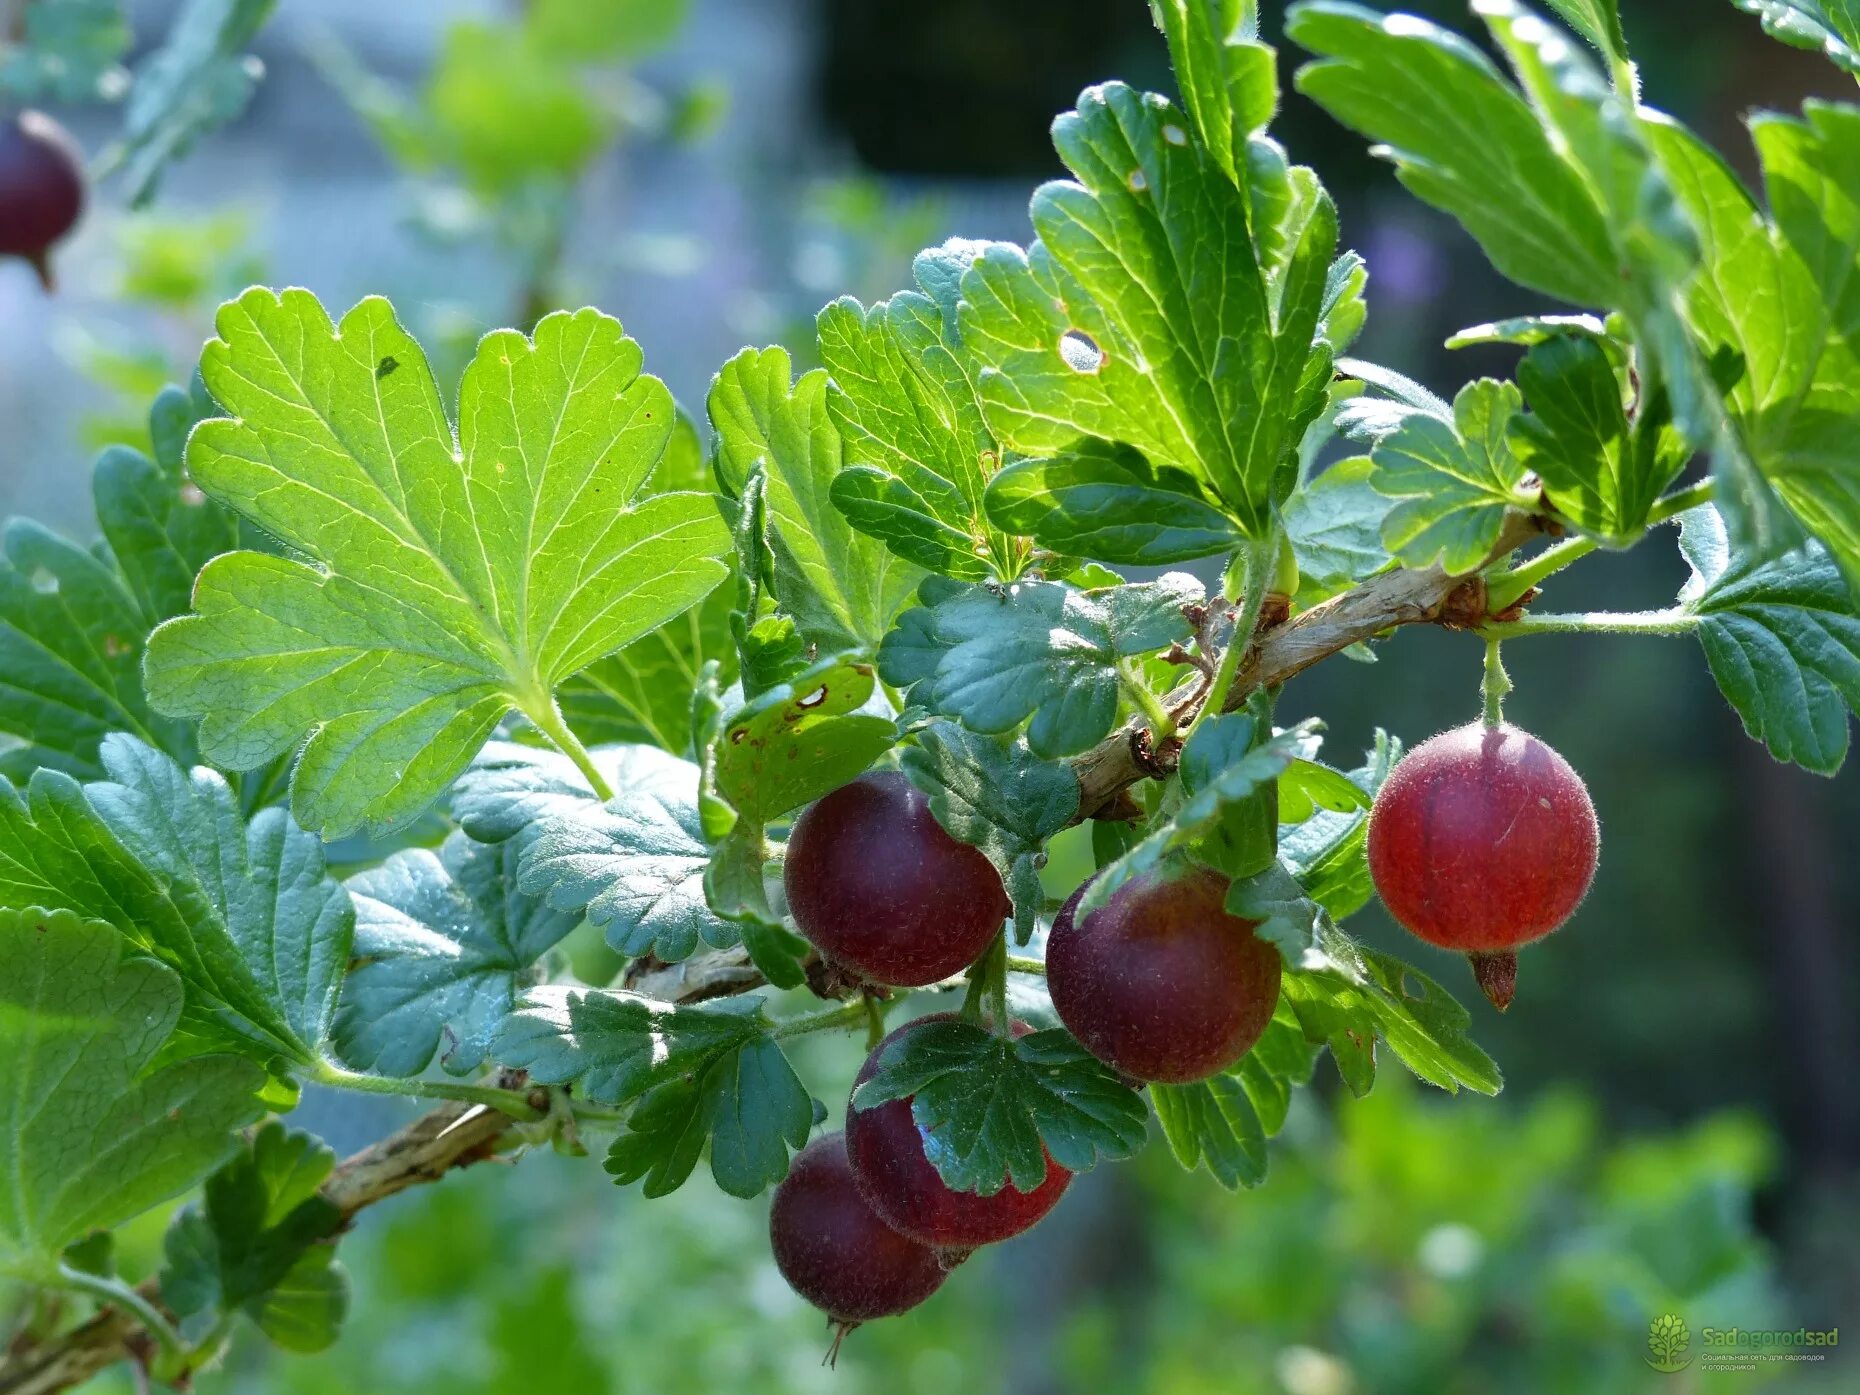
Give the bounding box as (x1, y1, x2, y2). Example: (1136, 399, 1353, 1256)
(1, 1, 1855, 1391)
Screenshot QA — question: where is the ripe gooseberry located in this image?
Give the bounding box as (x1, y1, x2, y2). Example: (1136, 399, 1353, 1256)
(846, 1014, 1069, 1250)
(783, 770, 1009, 987)
(1366, 720, 1599, 1010)
(768, 1132, 948, 1357)
(1047, 864, 1282, 1084)
(0, 112, 85, 290)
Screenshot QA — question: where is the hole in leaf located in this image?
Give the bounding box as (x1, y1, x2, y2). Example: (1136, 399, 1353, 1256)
(29, 568, 57, 595)
(1126, 168, 1148, 193)
(797, 685, 829, 710)
(1059, 330, 1103, 374)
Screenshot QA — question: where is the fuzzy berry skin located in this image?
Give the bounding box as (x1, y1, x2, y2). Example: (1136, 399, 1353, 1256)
(768, 1132, 948, 1325)
(1047, 865, 1283, 1084)
(847, 1014, 1070, 1249)
(1366, 721, 1599, 956)
(783, 770, 1009, 987)
(0, 112, 85, 290)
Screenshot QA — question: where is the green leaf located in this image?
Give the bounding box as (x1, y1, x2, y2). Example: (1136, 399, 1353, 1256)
(0, 0, 130, 103)
(1679, 505, 1860, 774)
(819, 242, 1027, 581)
(1729, 0, 1860, 74)
(1371, 380, 1536, 573)
(899, 722, 1079, 942)
(0, 911, 264, 1279)
(603, 1036, 813, 1198)
(0, 735, 353, 1069)
(332, 832, 578, 1078)
(710, 346, 923, 650)
(853, 1017, 1148, 1195)
(1291, 2, 1618, 306)
(1543, 0, 1630, 61)
(508, 749, 738, 962)
(1083, 717, 1325, 933)
(1150, 0, 1277, 185)
(525, 0, 690, 59)
(879, 573, 1202, 759)
(715, 653, 896, 821)
(1281, 454, 1390, 600)
(161, 1123, 348, 1353)
(1511, 335, 1685, 542)
(451, 740, 693, 846)
(493, 988, 768, 1104)
(958, 78, 1338, 538)
(1275, 918, 1501, 1096)
(1446, 313, 1616, 352)
(113, 0, 276, 205)
(1151, 1005, 1318, 1189)
(556, 585, 737, 754)
(144, 291, 732, 839)
(1277, 730, 1401, 919)
(982, 438, 1244, 565)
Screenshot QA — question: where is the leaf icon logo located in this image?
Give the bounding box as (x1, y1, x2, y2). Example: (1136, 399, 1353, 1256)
(1646, 1314, 1693, 1373)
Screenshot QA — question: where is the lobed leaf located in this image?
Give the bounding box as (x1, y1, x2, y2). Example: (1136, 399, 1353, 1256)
(1151, 1004, 1319, 1189)
(332, 832, 578, 1078)
(0, 911, 265, 1278)
(852, 1017, 1149, 1195)
(1729, 0, 1860, 74)
(144, 291, 731, 840)
(1679, 505, 1860, 774)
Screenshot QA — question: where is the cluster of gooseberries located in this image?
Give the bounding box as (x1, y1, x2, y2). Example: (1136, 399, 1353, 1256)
(0, 110, 85, 289)
(770, 721, 1598, 1349)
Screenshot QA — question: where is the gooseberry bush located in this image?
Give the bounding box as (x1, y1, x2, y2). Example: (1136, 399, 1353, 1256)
(4, 0, 1860, 1383)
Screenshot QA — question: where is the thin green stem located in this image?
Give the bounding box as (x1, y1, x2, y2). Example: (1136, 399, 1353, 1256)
(523, 697, 614, 802)
(1482, 638, 1511, 727)
(1647, 477, 1715, 525)
(1119, 661, 1177, 745)
(313, 1062, 544, 1120)
(1004, 953, 1047, 976)
(1481, 609, 1701, 638)
(1186, 526, 1278, 744)
(769, 1000, 867, 1041)
(54, 1267, 184, 1360)
(990, 944, 1009, 1037)
(863, 993, 886, 1050)
(1487, 536, 1597, 612)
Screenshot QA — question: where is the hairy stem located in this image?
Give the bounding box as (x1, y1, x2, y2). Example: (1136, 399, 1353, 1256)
(1118, 661, 1177, 745)
(1185, 529, 1277, 745)
(1482, 638, 1511, 727)
(1004, 953, 1047, 976)
(1481, 609, 1701, 638)
(312, 1062, 545, 1120)
(769, 1000, 867, 1041)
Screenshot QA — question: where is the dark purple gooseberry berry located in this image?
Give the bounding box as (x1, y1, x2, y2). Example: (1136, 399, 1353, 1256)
(783, 770, 1009, 987)
(769, 1132, 947, 1354)
(0, 111, 85, 290)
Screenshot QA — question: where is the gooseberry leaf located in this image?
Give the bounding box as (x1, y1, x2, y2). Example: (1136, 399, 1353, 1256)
(603, 1036, 813, 1199)
(899, 721, 1080, 942)
(1081, 716, 1326, 929)
(494, 988, 769, 1105)
(0, 735, 352, 1070)
(160, 1123, 348, 1353)
(818, 242, 1027, 581)
(1729, 0, 1860, 74)
(710, 345, 923, 650)
(0, 911, 265, 1279)
(1370, 380, 1536, 573)
(1150, 1005, 1319, 1190)
(332, 832, 578, 1078)
(1276, 919, 1501, 1096)
(853, 1017, 1149, 1195)
(982, 438, 1244, 565)
(1543, 0, 1630, 61)
(958, 77, 1338, 538)
(1510, 334, 1686, 543)
(1276, 729, 1402, 919)
(1679, 505, 1860, 774)
(0, 382, 239, 783)
(879, 573, 1203, 758)
(506, 750, 737, 962)
(714, 653, 896, 821)
(113, 0, 276, 204)
(143, 290, 732, 841)
(1281, 454, 1390, 602)
(1150, 0, 1278, 187)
